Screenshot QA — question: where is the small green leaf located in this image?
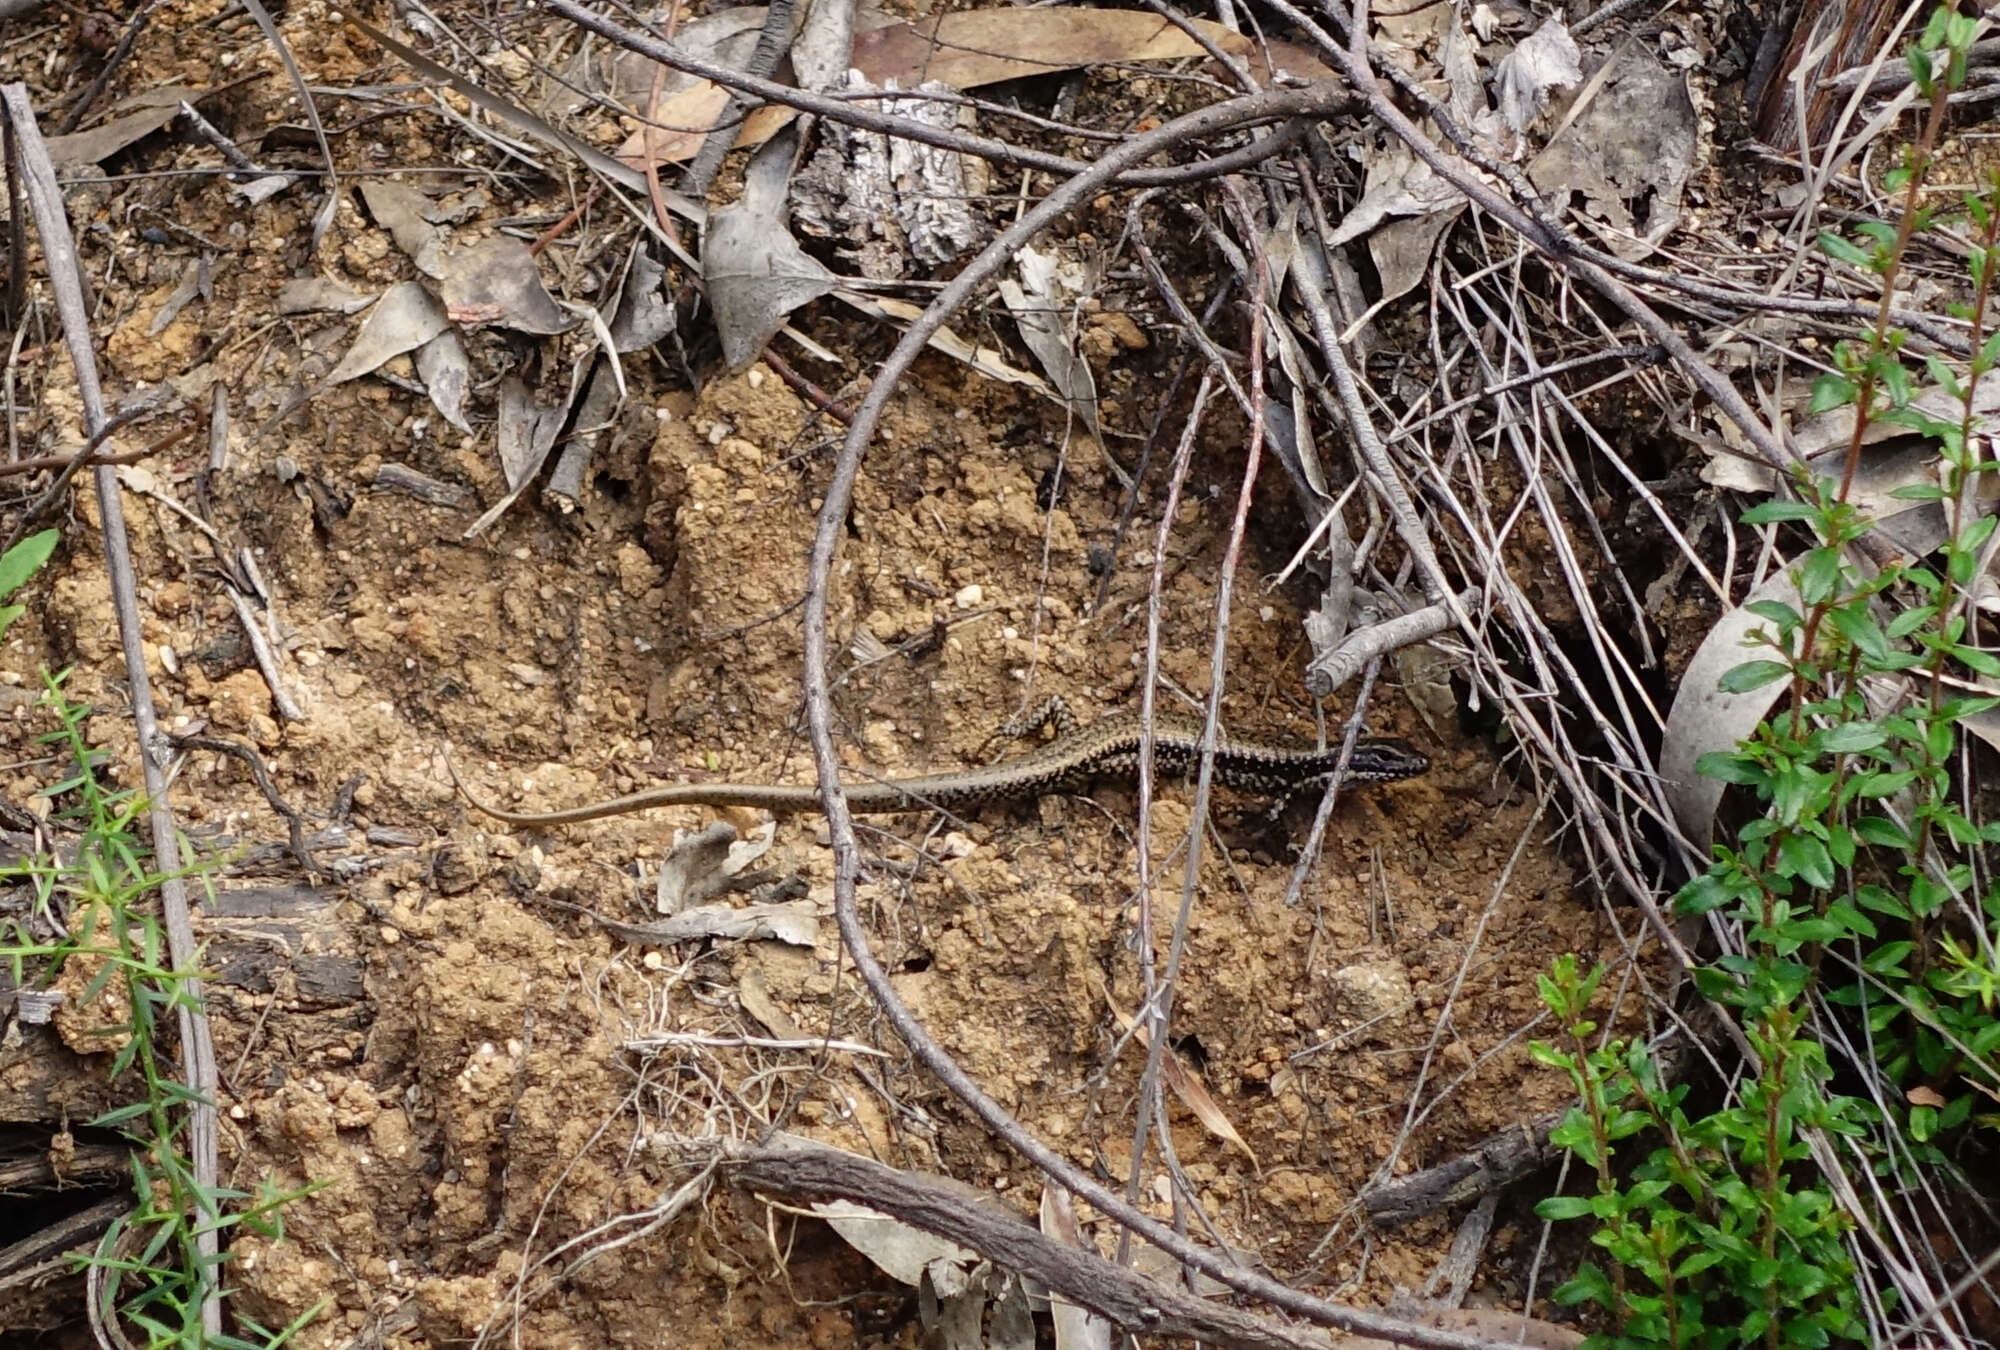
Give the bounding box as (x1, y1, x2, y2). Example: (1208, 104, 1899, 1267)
(1816, 231, 1871, 267)
(1825, 899, 1875, 939)
(1850, 770, 1916, 798)
(1552, 1261, 1614, 1308)
(1744, 599, 1803, 627)
(1889, 482, 1948, 501)
(1925, 353, 1965, 399)
(1848, 880, 1912, 912)
(1740, 500, 1819, 524)
(1865, 940, 1914, 976)
(1675, 871, 1736, 915)
(1798, 547, 1843, 605)
(1719, 660, 1790, 694)
(1694, 750, 1766, 785)
(1779, 833, 1836, 889)
(1536, 1195, 1597, 1221)
(1816, 720, 1885, 753)
(0, 529, 58, 601)
(1883, 359, 1915, 408)
(1888, 605, 1938, 639)
(1955, 645, 2000, 676)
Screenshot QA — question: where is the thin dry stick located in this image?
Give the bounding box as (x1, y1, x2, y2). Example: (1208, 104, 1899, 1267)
(1278, 656, 1386, 910)
(0, 84, 222, 1341)
(1119, 372, 1210, 1239)
(1127, 180, 1274, 1258)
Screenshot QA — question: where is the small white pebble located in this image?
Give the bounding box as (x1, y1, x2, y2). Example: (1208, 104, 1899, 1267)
(955, 583, 983, 609)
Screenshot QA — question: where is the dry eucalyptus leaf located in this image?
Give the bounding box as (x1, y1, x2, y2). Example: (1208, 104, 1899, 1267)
(815, 1197, 983, 1288)
(607, 246, 678, 353)
(1325, 138, 1466, 249)
(324, 282, 448, 386)
(1661, 569, 1798, 848)
(1395, 640, 1460, 739)
(1371, 210, 1464, 311)
(276, 277, 376, 315)
(997, 245, 1100, 440)
(735, 968, 805, 1040)
(359, 180, 446, 279)
(494, 375, 559, 491)
(704, 133, 839, 371)
(43, 85, 200, 164)
(149, 257, 208, 337)
(626, 901, 819, 945)
(839, 291, 1054, 395)
(1792, 378, 2000, 459)
(1528, 47, 1694, 259)
(415, 329, 471, 433)
(1035, 1188, 1113, 1350)
(1107, 994, 1258, 1166)
(465, 366, 589, 538)
(439, 236, 575, 335)
(617, 8, 1332, 168)
(654, 820, 740, 914)
(1492, 16, 1581, 133)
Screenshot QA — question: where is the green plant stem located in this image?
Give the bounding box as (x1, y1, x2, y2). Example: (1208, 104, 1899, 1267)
(1836, 73, 1953, 505)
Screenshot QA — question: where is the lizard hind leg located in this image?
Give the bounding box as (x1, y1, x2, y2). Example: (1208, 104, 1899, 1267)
(978, 695, 1077, 759)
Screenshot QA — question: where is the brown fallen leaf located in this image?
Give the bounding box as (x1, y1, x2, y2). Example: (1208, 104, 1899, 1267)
(1106, 990, 1259, 1169)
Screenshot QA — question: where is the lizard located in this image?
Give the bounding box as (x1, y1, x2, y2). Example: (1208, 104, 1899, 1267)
(447, 701, 1429, 827)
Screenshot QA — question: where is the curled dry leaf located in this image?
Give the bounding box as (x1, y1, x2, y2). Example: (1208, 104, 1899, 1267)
(276, 277, 375, 315)
(814, 1196, 983, 1288)
(43, 84, 204, 164)
(1325, 138, 1466, 250)
(415, 329, 472, 433)
(735, 967, 805, 1040)
(1794, 379, 2000, 461)
(465, 363, 590, 538)
(653, 820, 741, 915)
(359, 180, 447, 279)
(837, 291, 1053, 395)
(610, 901, 819, 945)
(607, 246, 678, 353)
(997, 244, 1100, 440)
